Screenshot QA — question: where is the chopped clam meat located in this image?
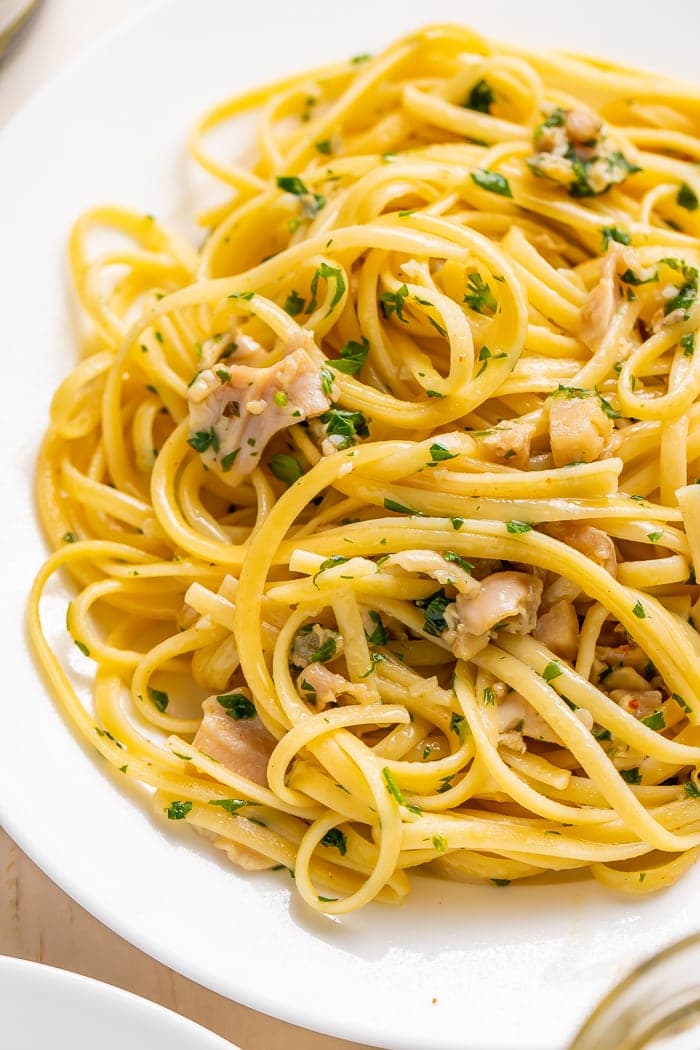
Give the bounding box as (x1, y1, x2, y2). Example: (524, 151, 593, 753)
(198, 328, 266, 369)
(580, 250, 619, 349)
(596, 644, 652, 674)
(385, 549, 480, 595)
(609, 689, 663, 720)
(300, 663, 375, 705)
(546, 522, 617, 576)
(547, 392, 614, 467)
(603, 667, 650, 692)
(497, 692, 561, 745)
(444, 572, 543, 660)
(187, 330, 336, 484)
(533, 599, 579, 662)
(565, 109, 603, 145)
(476, 421, 535, 469)
(528, 108, 639, 199)
(297, 663, 372, 707)
(291, 625, 343, 669)
(215, 833, 277, 872)
(193, 695, 275, 786)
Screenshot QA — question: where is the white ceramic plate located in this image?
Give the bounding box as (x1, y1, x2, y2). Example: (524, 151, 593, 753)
(0, 956, 236, 1050)
(2, 2, 700, 1048)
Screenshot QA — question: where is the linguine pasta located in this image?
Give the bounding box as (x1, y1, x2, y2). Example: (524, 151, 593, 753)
(29, 24, 700, 913)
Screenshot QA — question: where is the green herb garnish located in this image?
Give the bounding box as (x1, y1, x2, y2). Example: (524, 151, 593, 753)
(217, 693, 256, 719)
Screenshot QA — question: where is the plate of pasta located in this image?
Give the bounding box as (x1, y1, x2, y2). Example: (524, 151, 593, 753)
(4, 0, 700, 1047)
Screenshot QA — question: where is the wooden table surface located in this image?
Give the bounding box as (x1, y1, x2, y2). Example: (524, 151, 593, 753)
(0, 4, 368, 1047)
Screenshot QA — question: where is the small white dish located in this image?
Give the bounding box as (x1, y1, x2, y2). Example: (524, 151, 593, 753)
(0, 956, 236, 1050)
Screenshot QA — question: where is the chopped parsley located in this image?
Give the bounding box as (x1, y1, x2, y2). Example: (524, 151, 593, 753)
(308, 262, 346, 314)
(383, 497, 422, 515)
(682, 333, 696, 357)
(315, 139, 333, 155)
(217, 693, 256, 719)
(451, 517, 464, 530)
(471, 168, 513, 198)
(209, 799, 255, 814)
(542, 661, 563, 682)
(320, 407, 369, 450)
(464, 79, 494, 113)
(284, 290, 305, 316)
(619, 267, 657, 287)
(660, 258, 698, 318)
(641, 711, 665, 731)
(648, 530, 663, 543)
(474, 344, 507, 377)
(74, 640, 90, 657)
(443, 550, 473, 573)
(601, 226, 631, 250)
(166, 801, 192, 820)
(506, 520, 533, 534)
(382, 767, 421, 812)
(432, 834, 448, 852)
(483, 686, 495, 706)
(415, 590, 451, 637)
(366, 610, 388, 646)
(677, 182, 699, 212)
(328, 337, 369, 375)
(464, 272, 497, 315)
(313, 555, 349, 584)
(188, 428, 219, 453)
(319, 367, 335, 398)
(276, 175, 325, 217)
(632, 600, 646, 619)
(429, 442, 458, 462)
(620, 767, 642, 785)
(148, 686, 169, 712)
(380, 284, 410, 321)
(309, 635, 338, 664)
(269, 454, 304, 486)
(450, 712, 468, 742)
(320, 827, 348, 855)
(673, 693, 692, 714)
(220, 448, 240, 472)
(360, 652, 387, 677)
(685, 780, 700, 798)
(62, 531, 77, 543)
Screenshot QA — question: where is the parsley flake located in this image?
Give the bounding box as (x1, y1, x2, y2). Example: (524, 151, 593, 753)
(464, 79, 493, 113)
(429, 442, 458, 462)
(678, 182, 699, 212)
(269, 454, 303, 486)
(328, 337, 369, 375)
(320, 828, 347, 855)
(471, 168, 513, 198)
(148, 686, 169, 712)
(217, 693, 256, 719)
(542, 661, 563, 682)
(506, 520, 533, 534)
(167, 800, 192, 820)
